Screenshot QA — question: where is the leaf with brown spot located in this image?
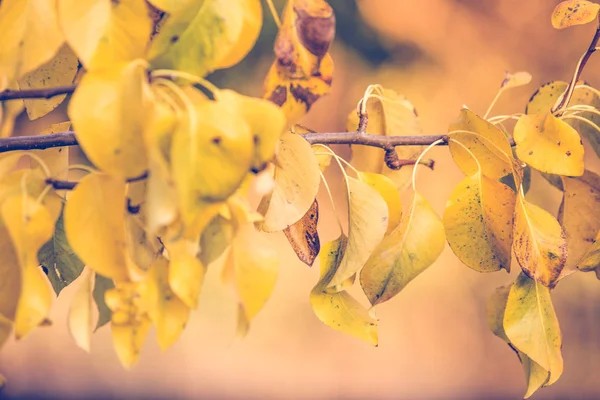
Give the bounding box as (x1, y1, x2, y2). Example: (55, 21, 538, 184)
(263, 0, 335, 122)
(283, 199, 320, 266)
(552, 0, 600, 29)
(513, 197, 567, 288)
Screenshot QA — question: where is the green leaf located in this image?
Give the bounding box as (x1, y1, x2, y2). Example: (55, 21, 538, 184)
(38, 211, 85, 296)
(93, 274, 114, 330)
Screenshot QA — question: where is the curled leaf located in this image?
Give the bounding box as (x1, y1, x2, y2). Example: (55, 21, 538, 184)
(310, 236, 378, 346)
(283, 199, 320, 266)
(361, 192, 445, 305)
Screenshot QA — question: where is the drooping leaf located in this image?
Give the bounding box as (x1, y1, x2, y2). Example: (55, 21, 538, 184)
(199, 214, 233, 266)
(360, 192, 445, 305)
(513, 198, 567, 288)
(146, 0, 190, 13)
(552, 0, 600, 29)
(69, 61, 150, 179)
(487, 284, 551, 399)
(68, 269, 94, 352)
(165, 238, 205, 309)
(0, 0, 64, 79)
(64, 173, 132, 281)
(283, 199, 320, 267)
(148, 0, 262, 76)
(558, 171, 600, 278)
(58, 0, 151, 69)
(504, 273, 563, 394)
(0, 314, 12, 350)
(0, 79, 24, 138)
(38, 210, 85, 296)
(18, 44, 78, 120)
(142, 257, 190, 351)
(105, 283, 151, 368)
(93, 274, 114, 330)
(310, 235, 378, 345)
(218, 89, 286, 171)
(327, 177, 388, 289)
(2, 194, 54, 339)
(223, 202, 278, 334)
(526, 81, 569, 115)
(258, 131, 320, 232)
(170, 91, 252, 223)
(264, 0, 335, 122)
(448, 108, 514, 179)
(444, 173, 515, 272)
(357, 172, 402, 234)
(347, 88, 422, 190)
(514, 113, 584, 176)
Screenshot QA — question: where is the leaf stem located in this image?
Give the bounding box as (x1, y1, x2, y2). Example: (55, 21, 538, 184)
(411, 139, 444, 192)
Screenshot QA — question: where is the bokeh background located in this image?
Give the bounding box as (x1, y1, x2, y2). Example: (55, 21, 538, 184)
(2, 1, 600, 399)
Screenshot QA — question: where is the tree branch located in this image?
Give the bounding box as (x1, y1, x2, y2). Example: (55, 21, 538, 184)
(303, 131, 450, 148)
(0, 85, 77, 101)
(46, 171, 149, 190)
(0, 132, 78, 152)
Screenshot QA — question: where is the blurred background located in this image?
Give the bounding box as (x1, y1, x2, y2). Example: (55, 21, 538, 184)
(2, 0, 600, 399)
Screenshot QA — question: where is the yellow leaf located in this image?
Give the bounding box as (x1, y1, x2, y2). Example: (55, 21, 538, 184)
(70, 61, 150, 179)
(513, 198, 567, 288)
(449, 108, 514, 179)
(2, 194, 54, 339)
(64, 173, 132, 281)
(223, 202, 278, 329)
(146, 0, 189, 13)
(444, 173, 515, 272)
(348, 88, 422, 190)
(504, 273, 563, 392)
(149, 0, 261, 76)
(18, 45, 78, 120)
(514, 113, 584, 176)
(218, 89, 286, 171)
(552, 0, 600, 29)
(144, 89, 178, 234)
(0, 0, 64, 79)
(283, 199, 320, 266)
(105, 283, 151, 368)
(526, 81, 569, 115)
(165, 239, 205, 309)
(558, 171, 600, 277)
(68, 269, 94, 352)
(263, 0, 335, 122)
(487, 284, 550, 399)
(142, 257, 190, 351)
(258, 131, 320, 232)
(310, 236, 378, 346)
(58, 0, 151, 70)
(0, 205, 21, 339)
(357, 172, 402, 235)
(327, 177, 388, 290)
(360, 192, 445, 305)
(171, 94, 252, 223)
(0, 314, 11, 350)
(199, 214, 234, 266)
(501, 71, 533, 89)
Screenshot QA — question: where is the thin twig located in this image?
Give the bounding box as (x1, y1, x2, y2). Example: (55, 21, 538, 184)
(46, 171, 149, 190)
(0, 85, 77, 101)
(303, 131, 450, 148)
(553, 21, 600, 113)
(0, 132, 78, 152)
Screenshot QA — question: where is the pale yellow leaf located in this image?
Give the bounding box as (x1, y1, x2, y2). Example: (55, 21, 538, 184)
(69, 61, 150, 179)
(58, 0, 151, 69)
(310, 236, 378, 346)
(258, 131, 320, 232)
(501, 71, 532, 89)
(68, 269, 94, 352)
(514, 113, 584, 176)
(449, 108, 514, 179)
(64, 173, 132, 281)
(35, 122, 72, 181)
(0, 0, 64, 79)
(2, 194, 54, 339)
(444, 173, 515, 272)
(360, 192, 445, 305)
(165, 239, 205, 309)
(357, 172, 402, 235)
(504, 273, 563, 390)
(327, 177, 388, 289)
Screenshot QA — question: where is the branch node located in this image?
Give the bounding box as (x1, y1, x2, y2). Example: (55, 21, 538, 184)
(384, 148, 401, 170)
